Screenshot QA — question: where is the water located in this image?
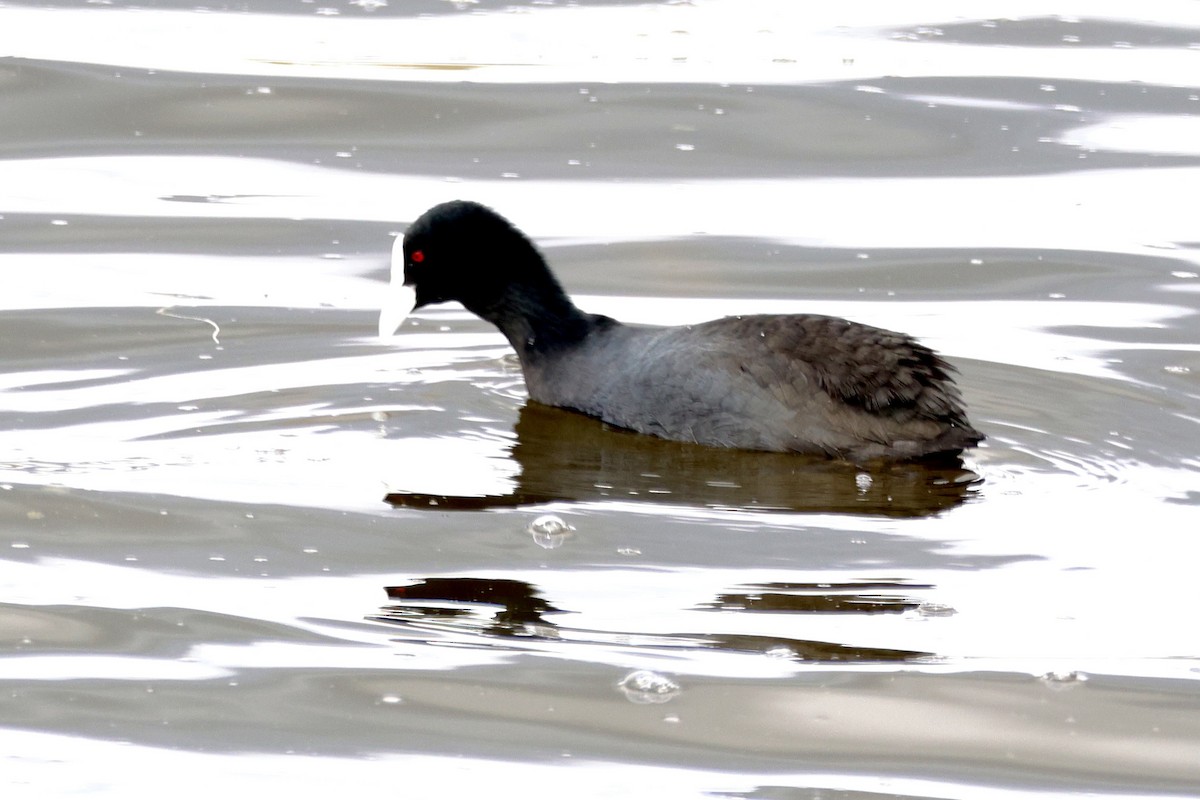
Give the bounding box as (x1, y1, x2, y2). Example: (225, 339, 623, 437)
(2, 1, 1200, 797)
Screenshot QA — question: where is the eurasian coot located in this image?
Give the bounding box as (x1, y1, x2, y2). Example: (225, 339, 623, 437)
(379, 200, 983, 461)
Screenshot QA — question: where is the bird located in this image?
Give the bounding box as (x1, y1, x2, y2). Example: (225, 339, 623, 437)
(379, 200, 983, 461)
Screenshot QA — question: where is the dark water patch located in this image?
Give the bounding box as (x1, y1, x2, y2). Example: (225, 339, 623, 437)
(6, 59, 1199, 180)
(4, 664, 1200, 793)
(551, 241, 1200, 303)
(0, 602, 351, 657)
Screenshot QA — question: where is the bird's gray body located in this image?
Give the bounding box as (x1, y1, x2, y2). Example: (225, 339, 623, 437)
(516, 312, 979, 461)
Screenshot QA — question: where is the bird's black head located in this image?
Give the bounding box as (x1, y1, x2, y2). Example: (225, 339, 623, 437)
(400, 200, 543, 313)
(380, 200, 581, 344)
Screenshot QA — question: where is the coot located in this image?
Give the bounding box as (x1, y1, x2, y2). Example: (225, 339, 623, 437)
(379, 200, 983, 461)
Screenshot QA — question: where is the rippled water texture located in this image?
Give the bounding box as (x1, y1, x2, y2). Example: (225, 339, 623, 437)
(2, 1, 1199, 797)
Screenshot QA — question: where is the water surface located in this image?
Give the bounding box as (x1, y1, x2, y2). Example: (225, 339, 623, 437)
(2, 1, 1199, 797)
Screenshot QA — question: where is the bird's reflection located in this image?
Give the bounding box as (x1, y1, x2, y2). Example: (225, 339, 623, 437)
(704, 581, 931, 614)
(381, 578, 561, 635)
(385, 402, 980, 517)
(374, 576, 935, 663)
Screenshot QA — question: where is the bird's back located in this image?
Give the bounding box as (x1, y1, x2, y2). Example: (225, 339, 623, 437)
(524, 313, 982, 460)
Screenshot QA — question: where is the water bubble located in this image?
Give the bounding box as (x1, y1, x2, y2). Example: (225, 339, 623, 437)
(917, 601, 956, 617)
(1040, 670, 1088, 690)
(674, 143, 695, 152)
(379, 694, 403, 704)
(527, 514, 575, 549)
(618, 670, 681, 704)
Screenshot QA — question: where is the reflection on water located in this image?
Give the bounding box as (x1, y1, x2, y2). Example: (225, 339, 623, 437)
(4, 0, 1200, 796)
(385, 402, 981, 516)
(384, 577, 564, 630)
(376, 576, 934, 663)
(705, 581, 928, 614)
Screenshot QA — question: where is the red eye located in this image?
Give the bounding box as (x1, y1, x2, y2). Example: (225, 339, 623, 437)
(411, 250, 425, 264)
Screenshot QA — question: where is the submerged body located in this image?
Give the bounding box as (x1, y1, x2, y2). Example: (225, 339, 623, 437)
(380, 201, 983, 461)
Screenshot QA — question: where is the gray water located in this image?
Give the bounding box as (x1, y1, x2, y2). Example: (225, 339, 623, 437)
(2, 2, 1200, 797)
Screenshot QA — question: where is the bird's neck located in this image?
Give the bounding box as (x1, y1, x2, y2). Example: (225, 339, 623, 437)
(467, 271, 594, 363)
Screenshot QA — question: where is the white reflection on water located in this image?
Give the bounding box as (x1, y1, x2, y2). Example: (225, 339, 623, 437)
(2, 158, 1199, 264)
(0, 344, 500, 410)
(0, 655, 228, 682)
(2, 0, 1199, 86)
(3, 728, 1178, 800)
(1059, 114, 1200, 156)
